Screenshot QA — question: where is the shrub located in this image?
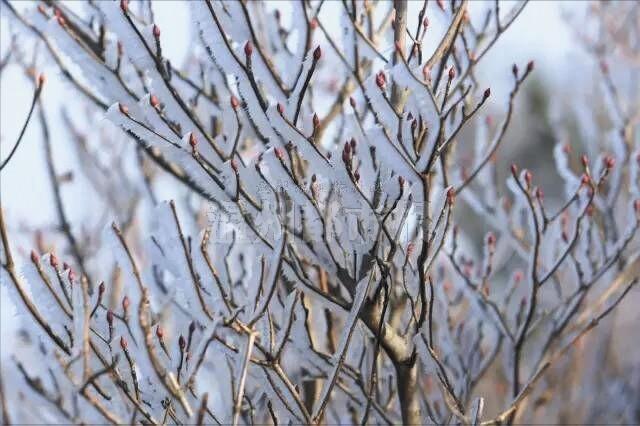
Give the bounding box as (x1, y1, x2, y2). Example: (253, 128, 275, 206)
(0, 1, 638, 424)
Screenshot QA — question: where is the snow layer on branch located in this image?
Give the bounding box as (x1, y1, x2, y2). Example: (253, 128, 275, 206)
(195, 350, 233, 423)
(274, 291, 298, 356)
(105, 103, 237, 206)
(100, 2, 224, 165)
(43, 17, 132, 106)
(147, 202, 209, 323)
(266, 105, 333, 175)
(114, 122, 227, 213)
(249, 235, 284, 320)
(259, 367, 303, 423)
(287, 54, 314, 117)
(390, 63, 440, 171)
(192, 1, 283, 144)
(21, 261, 68, 331)
(313, 274, 373, 417)
(365, 126, 422, 204)
(106, 103, 180, 152)
(100, 3, 156, 70)
(288, 301, 328, 375)
(137, 95, 183, 142)
(340, 11, 356, 71)
(363, 70, 398, 131)
(286, 1, 309, 86)
(214, 0, 288, 102)
(1, 267, 56, 351)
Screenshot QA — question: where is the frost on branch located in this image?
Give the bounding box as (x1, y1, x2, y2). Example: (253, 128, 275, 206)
(1, 1, 639, 425)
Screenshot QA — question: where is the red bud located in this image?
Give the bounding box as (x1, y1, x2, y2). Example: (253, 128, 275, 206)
(375, 72, 386, 89)
(447, 187, 456, 205)
(150, 94, 160, 108)
(604, 155, 615, 169)
(448, 66, 456, 80)
(486, 233, 496, 246)
(600, 60, 609, 74)
(49, 253, 58, 268)
(230, 95, 240, 110)
(153, 24, 160, 38)
(342, 148, 350, 164)
(277, 103, 284, 115)
(313, 46, 322, 61)
(189, 133, 198, 150)
(398, 175, 405, 188)
(99, 281, 105, 294)
(120, 336, 128, 350)
(179, 334, 186, 350)
(310, 18, 318, 30)
(275, 147, 284, 160)
(535, 187, 544, 201)
(512, 64, 519, 79)
(244, 41, 253, 57)
(581, 174, 590, 186)
(30, 250, 39, 264)
(156, 325, 164, 339)
(510, 164, 518, 176)
(524, 170, 532, 187)
(120, 0, 128, 13)
(526, 60, 534, 73)
(581, 154, 589, 168)
(422, 64, 431, 82)
(312, 113, 319, 128)
(189, 321, 196, 334)
(634, 199, 640, 217)
(483, 88, 491, 100)
(118, 103, 129, 115)
(107, 309, 114, 325)
(122, 295, 130, 311)
(37, 73, 46, 88)
(349, 97, 356, 108)
(68, 268, 76, 282)
(514, 270, 523, 283)
(230, 159, 238, 173)
(485, 116, 493, 127)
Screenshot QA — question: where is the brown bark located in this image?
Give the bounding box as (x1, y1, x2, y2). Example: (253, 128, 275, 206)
(396, 362, 422, 425)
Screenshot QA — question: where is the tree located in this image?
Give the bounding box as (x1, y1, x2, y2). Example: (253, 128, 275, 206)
(0, 0, 638, 424)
